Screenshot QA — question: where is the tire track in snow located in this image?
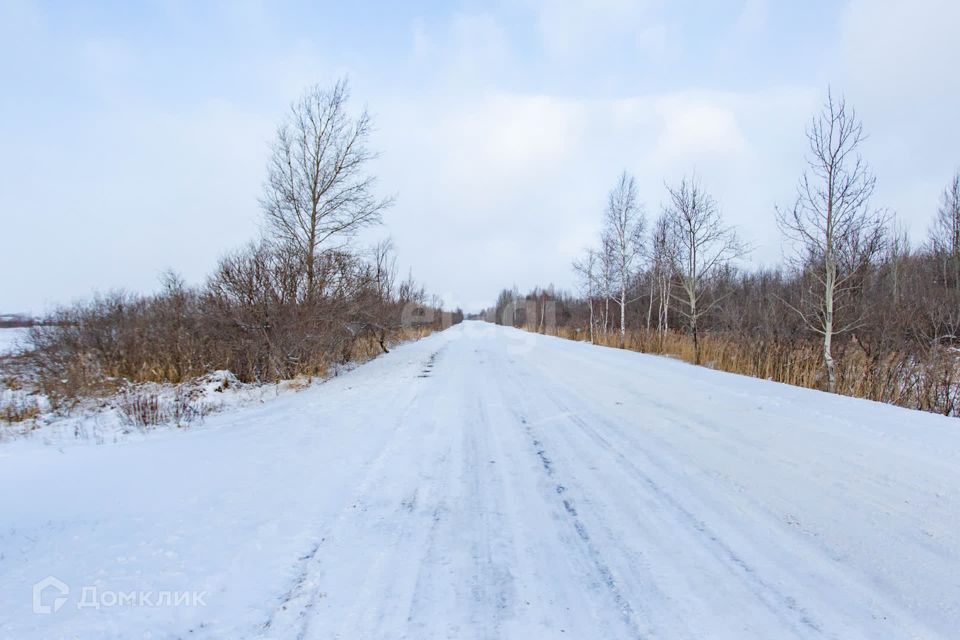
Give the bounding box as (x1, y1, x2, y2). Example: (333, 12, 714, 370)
(257, 348, 451, 640)
(538, 385, 827, 638)
(493, 357, 649, 639)
(403, 375, 521, 638)
(517, 412, 647, 640)
(326, 444, 454, 639)
(462, 396, 516, 638)
(527, 351, 944, 637)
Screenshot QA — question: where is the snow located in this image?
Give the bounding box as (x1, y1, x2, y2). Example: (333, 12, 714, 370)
(1, 321, 959, 639)
(0, 327, 29, 355)
(0, 368, 324, 447)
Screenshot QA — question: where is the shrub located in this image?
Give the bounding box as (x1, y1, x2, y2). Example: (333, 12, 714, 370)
(116, 387, 208, 430)
(23, 246, 456, 399)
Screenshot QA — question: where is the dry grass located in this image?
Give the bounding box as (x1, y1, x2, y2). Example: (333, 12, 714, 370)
(345, 327, 434, 363)
(30, 323, 437, 404)
(284, 376, 314, 392)
(116, 387, 210, 430)
(0, 395, 42, 423)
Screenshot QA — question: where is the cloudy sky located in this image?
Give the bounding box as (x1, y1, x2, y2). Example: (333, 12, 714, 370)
(2, 0, 959, 314)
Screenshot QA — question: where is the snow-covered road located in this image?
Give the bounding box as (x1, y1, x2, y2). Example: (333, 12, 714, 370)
(2, 321, 959, 639)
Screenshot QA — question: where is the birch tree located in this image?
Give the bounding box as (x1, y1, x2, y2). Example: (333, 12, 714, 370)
(261, 79, 393, 300)
(665, 175, 744, 364)
(596, 239, 615, 335)
(777, 90, 888, 392)
(573, 248, 599, 344)
(602, 172, 646, 348)
(650, 212, 679, 338)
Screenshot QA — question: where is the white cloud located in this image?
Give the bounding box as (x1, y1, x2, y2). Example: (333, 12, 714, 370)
(370, 84, 822, 309)
(433, 95, 586, 190)
(652, 99, 747, 160)
(841, 0, 960, 103)
(838, 0, 960, 242)
(534, 0, 659, 56)
(405, 12, 511, 86)
(5, 1, 958, 314)
(0, 99, 274, 313)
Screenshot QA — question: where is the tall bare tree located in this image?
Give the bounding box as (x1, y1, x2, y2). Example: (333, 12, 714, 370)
(930, 171, 960, 257)
(777, 89, 888, 392)
(261, 79, 392, 299)
(362, 239, 399, 352)
(597, 237, 617, 337)
(573, 248, 599, 344)
(650, 212, 679, 338)
(602, 172, 646, 348)
(665, 175, 744, 364)
(885, 219, 910, 310)
(929, 170, 960, 288)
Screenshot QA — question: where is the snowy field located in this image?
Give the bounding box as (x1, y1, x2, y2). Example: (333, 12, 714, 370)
(0, 327, 29, 355)
(1, 321, 958, 639)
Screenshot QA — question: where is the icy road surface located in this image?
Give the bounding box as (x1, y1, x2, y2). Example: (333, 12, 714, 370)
(2, 321, 959, 639)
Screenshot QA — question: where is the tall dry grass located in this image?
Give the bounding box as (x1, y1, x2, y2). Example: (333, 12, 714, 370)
(342, 326, 435, 366)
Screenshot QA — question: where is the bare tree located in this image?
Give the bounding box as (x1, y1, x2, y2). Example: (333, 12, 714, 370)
(261, 79, 393, 298)
(886, 219, 910, 309)
(595, 239, 615, 335)
(482, 160, 960, 416)
(573, 248, 599, 344)
(777, 89, 889, 392)
(929, 171, 960, 257)
(649, 212, 679, 338)
(665, 175, 744, 364)
(363, 239, 399, 352)
(602, 172, 646, 348)
(929, 170, 960, 288)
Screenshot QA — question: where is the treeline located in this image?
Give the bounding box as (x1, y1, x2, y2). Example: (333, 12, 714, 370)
(0, 315, 37, 328)
(487, 90, 960, 417)
(27, 80, 461, 403)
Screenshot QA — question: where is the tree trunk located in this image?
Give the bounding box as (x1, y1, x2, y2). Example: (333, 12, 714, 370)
(619, 285, 626, 348)
(646, 277, 654, 331)
(693, 323, 700, 364)
(659, 275, 671, 333)
(305, 244, 316, 300)
(823, 330, 836, 392)
(604, 297, 610, 336)
(823, 259, 837, 393)
(588, 299, 595, 344)
(690, 290, 700, 364)
(378, 331, 390, 354)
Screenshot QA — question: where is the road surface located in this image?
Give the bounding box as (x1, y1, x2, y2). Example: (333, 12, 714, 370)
(2, 322, 959, 639)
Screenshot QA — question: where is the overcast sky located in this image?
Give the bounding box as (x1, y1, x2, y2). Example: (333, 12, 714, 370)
(2, 0, 959, 314)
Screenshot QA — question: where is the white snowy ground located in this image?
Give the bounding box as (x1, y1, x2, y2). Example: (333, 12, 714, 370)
(0, 327, 28, 355)
(1, 321, 958, 639)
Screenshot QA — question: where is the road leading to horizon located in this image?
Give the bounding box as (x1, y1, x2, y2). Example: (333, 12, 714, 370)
(2, 321, 959, 639)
